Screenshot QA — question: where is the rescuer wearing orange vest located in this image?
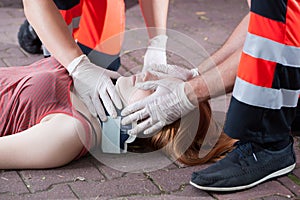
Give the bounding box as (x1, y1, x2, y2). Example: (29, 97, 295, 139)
(21, 0, 169, 121)
(190, 0, 300, 191)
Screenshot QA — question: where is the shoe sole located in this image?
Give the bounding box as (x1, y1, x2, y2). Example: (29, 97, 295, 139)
(190, 163, 296, 192)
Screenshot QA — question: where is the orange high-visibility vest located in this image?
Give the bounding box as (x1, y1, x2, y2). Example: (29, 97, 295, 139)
(234, 0, 300, 110)
(224, 0, 300, 143)
(58, 0, 125, 56)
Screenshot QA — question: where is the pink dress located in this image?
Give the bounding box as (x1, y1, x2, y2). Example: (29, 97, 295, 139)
(0, 57, 91, 159)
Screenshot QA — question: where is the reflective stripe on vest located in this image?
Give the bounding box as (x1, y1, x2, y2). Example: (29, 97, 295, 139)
(244, 32, 300, 68)
(233, 77, 300, 109)
(67, 16, 81, 33)
(72, 16, 80, 29)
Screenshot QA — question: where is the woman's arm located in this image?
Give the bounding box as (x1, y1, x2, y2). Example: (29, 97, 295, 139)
(0, 114, 86, 169)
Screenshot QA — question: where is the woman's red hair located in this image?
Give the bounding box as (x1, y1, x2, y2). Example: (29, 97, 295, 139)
(149, 101, 236, 166)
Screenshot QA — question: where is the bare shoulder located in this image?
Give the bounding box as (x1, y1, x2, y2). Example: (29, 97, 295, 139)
(40, 113, 84, 132)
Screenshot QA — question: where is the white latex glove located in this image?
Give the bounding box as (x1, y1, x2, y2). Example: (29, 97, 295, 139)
(143, 34, 168, 72)
(67, 55, 122, 121)
(149, 64, 199, 81)
(121, 78, 197, 135)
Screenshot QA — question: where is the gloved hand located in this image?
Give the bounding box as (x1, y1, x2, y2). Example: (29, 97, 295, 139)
(149, 64, 199, 81)
(121, 77, 197, 135)
(67, 55, 122, 121)
(143, 34, 168, 72)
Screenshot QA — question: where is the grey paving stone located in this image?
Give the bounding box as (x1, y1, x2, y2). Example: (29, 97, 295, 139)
(17, 185, 77, 200)
(0, 43, 18, 52)
(212, 181, 293, 200)
(0, 58, 6, 67)
(119, 53, 143, 76)
(263, 196, 292, 200)
(0, 9, 15, 19)
(118, 65, 135, 76)
(0, 0, 23, 8)
(168, 0, 248, 54)
(0, 46, 26, 58)
(0, 15, 24, 29)
(171, 184, 213, 199)
(3, 55, 42, 66)
(0, 22, 22, 34)
(292, 167, 300, 179)
(0, 193, 25, 200)
(91, 159, 126, 180)
(0, 171, 28, 194)
(90, 150, 177, 174)
(278, 175, 300, 197)
(6, 8, 25, 18)
(147, 164, 209, 193)
(123, 49, 145, 66)
(19, 157, 104, 193)
(294, 137, 300, 166)
(70, 173, 160, 199)
(120, 195, 213, 200)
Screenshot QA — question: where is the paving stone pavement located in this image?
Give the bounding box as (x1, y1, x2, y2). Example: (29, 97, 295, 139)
(1, 0, 300, 199)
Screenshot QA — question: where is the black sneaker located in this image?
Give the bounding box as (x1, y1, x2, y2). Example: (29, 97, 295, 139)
(190, 139, 296, 192)
(18, 20, 42, 54)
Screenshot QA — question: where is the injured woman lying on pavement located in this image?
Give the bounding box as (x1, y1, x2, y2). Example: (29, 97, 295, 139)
(0, 57, 236, 169)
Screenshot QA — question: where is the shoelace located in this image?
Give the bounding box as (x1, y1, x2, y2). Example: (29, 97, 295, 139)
(234, 141, 258, 162)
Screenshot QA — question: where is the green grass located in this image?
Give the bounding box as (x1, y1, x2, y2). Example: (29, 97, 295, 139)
(288, 174, 300, 186)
